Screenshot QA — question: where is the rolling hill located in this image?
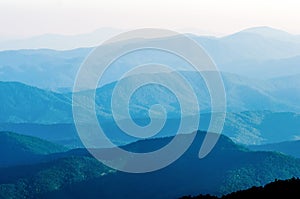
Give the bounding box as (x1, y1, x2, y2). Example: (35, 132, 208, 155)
(1, 131, 300, 198)
(0, 131, 67, 167)
(0, 123, 82, 148)
(249, 140, 300, 158)
(0, 48, 90, 90)
(0, 156, 114, 199)
(223, 111, 300, 144)
(0, 81, 72, 123)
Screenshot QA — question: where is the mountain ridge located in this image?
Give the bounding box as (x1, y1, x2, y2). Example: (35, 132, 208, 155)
(4, 131, 298, 198)
(0, 131, 67, 167)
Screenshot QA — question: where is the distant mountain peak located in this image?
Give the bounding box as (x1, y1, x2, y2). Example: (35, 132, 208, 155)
(238, 26, 300, 43)
(242, 26, 292, 34)
(221, 26, 291, 37)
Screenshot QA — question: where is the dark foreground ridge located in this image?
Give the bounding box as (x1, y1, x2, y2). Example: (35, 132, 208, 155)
(2, 131, 300, 198)
(181, 177, 300, 199)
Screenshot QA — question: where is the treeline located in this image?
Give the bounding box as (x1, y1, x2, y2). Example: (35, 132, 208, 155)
(181, 177, 300, 199)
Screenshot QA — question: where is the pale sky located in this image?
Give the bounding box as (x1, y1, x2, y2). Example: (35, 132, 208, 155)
(0, 0, 299, 38)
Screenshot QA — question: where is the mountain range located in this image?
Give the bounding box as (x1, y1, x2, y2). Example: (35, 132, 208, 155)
(1, 76, 300, 145)
(0, 27, 123, 51)
(1, 27, 300, 90)
(1, 26, 300, 199)
(1, 70, 300, 122)
(1, 131, 300, 198)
